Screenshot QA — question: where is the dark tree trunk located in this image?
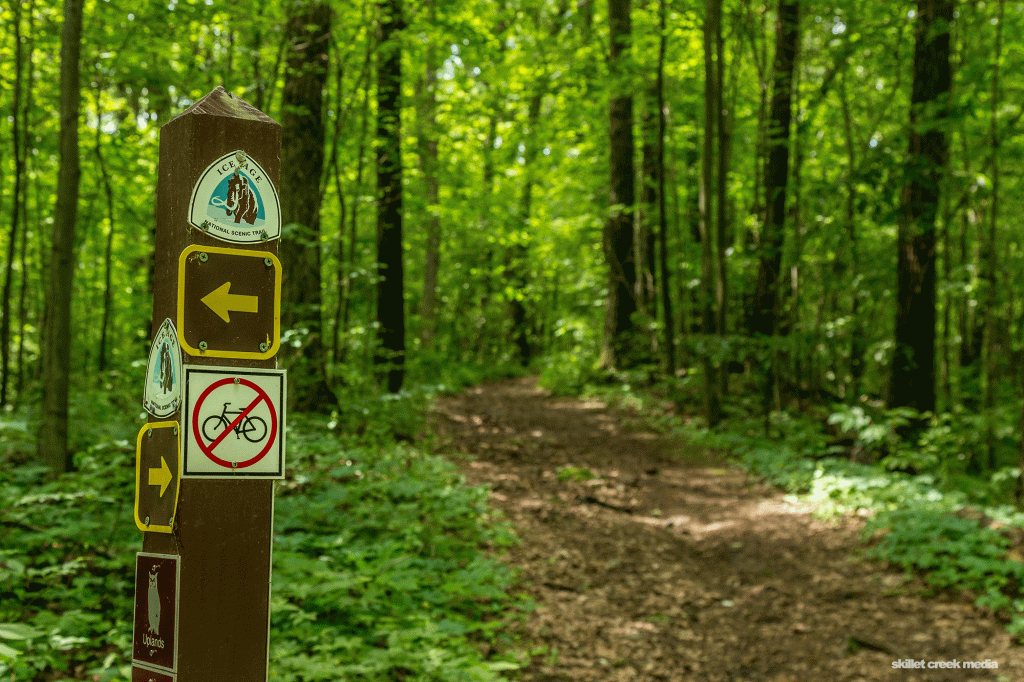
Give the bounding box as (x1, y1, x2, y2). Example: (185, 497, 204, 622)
(752, 0, 799, 339)
(890, 0, 954, 414)
(15, 0, 35, 401)
(714, 6, 729, 394)
(1, 0, 25, 406)
(699, 0, 722, 425)
(39, 0, 84, 476)
(376, 0, 406, 392)
(509, 88, 544, 366)
(985, 0, 1004, 470)
(656, 0, 675, 376)
(839, 74, 864, 401)
(752, 0, 799, 420)
(600, 0, 637, 370)
(279, 0, 337, 411)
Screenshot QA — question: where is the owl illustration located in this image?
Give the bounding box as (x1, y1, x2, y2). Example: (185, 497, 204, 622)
(147, 567, 161, 634)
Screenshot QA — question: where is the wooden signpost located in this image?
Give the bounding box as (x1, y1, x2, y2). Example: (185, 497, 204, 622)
(132, 86, 284, 682)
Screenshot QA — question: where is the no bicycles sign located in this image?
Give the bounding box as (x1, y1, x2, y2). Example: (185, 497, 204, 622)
(181, 365, 286, 479)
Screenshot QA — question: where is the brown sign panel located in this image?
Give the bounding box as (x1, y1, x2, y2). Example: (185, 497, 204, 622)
(132, 664, 175, 682)
(132, 553, 179, 673)
(176, 245, 281, 360)
(134, 422, 180, 533)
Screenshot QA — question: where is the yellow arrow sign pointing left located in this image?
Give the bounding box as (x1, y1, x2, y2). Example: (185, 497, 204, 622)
(201, 281, 259, 323)
(148, 456, 173, 498)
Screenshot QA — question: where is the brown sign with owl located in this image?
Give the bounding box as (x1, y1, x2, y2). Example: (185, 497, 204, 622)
(132, 553, 179, 674)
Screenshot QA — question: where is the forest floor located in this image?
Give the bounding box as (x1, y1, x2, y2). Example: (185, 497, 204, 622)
(429, 377, 1024, 682)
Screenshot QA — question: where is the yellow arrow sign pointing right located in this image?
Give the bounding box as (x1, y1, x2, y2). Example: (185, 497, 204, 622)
(201, 281, 259, 323)
(148, 456, 173, 498)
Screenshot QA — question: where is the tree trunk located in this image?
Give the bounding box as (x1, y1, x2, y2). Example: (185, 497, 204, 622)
(986, 0, 1004, 470)
(419, 41, 441, 350)
(39, 0, 84, 476)
(890, 0, 954, 414)
(656, 0, 675, 377)
(336, 53, 373, 365)
(699, 0, 722, 425)
(714, 6, 729, 398)
(509, 88, 543, 366)
(15, 0, 36, 400)
(1, 0, 25, 406)
(753, 0, 799, 417)
(376, 0, 406, 392)
(330, 14, 373, 364)
(752, 0, 799, 338)
(94, 86, 117, 375)
(600, 0, 637, 370)
(279, 0, 337, 411)
(638, 88, 658, 320)
(838, 73, 864, 401)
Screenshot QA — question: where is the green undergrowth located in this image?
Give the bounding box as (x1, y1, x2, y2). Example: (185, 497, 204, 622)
(682, 405, 1024, 639)
(0, 387, 526, 681)
(270, 415, 525, 682)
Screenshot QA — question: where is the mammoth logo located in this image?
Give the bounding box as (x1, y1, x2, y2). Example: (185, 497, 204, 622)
(211, 172, 259, 225)
(189, 150, 281, 244)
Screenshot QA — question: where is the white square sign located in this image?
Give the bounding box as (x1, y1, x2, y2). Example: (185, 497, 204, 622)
(181, 365, 286, 479)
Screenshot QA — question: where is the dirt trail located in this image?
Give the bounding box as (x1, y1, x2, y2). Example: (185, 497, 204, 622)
(430, 378, 1024, 682)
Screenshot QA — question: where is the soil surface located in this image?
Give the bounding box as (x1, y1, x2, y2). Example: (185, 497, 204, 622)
(429, 378, 1024, 682)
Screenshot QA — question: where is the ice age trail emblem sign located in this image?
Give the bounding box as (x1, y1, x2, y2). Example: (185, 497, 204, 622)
(144, 319, 183, 418)
(188, 150, 281, 244)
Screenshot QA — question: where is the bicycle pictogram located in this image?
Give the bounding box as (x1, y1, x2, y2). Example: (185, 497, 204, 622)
(183, 367, 285, 478)
(201, 402, 268, 444)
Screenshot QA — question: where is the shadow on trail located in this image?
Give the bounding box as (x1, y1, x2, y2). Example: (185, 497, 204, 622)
(431, 378, 1024, 682)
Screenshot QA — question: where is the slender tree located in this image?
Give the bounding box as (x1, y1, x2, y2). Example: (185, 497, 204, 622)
(39, 0, 84, 475)
(656, 0, 675, 376)
(984, 0, 1004, 469)
(509, 88, 543, 366)
(752, 0, 799, 414)
(890, 0, 954, 414)
(699, 0, 722, 425)
(94, 86, 117, 375)
(1, 0, 26, 406)
(279, 0, 337, 411)
(376, 0, 406, 392)
(713, 0, 729, 397)
(418, 0, 441, 349)
(600, 0, 637, 369)
(638, 90, 658, 320)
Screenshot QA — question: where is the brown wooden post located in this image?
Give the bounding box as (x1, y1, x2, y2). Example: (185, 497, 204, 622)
(132, 86, 284, 682)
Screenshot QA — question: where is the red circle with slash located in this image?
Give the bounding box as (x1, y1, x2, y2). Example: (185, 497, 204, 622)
(191, 377, 278, 469)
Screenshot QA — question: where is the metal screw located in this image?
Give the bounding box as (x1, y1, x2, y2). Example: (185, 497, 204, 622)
(173, 425, 178, 436)
(199, 341, 208, 351)
(148, 428, 153, 437)
(234, 377, 240, 384)
(199, 252, 208, 262)
(201, 220, 211, 231)
(260, 230, 268, 241)
(264, 257, 273, 267)
(259, 342, 269, 352)
(145, 516, 150, 526)
(232, 461, 238, 468)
